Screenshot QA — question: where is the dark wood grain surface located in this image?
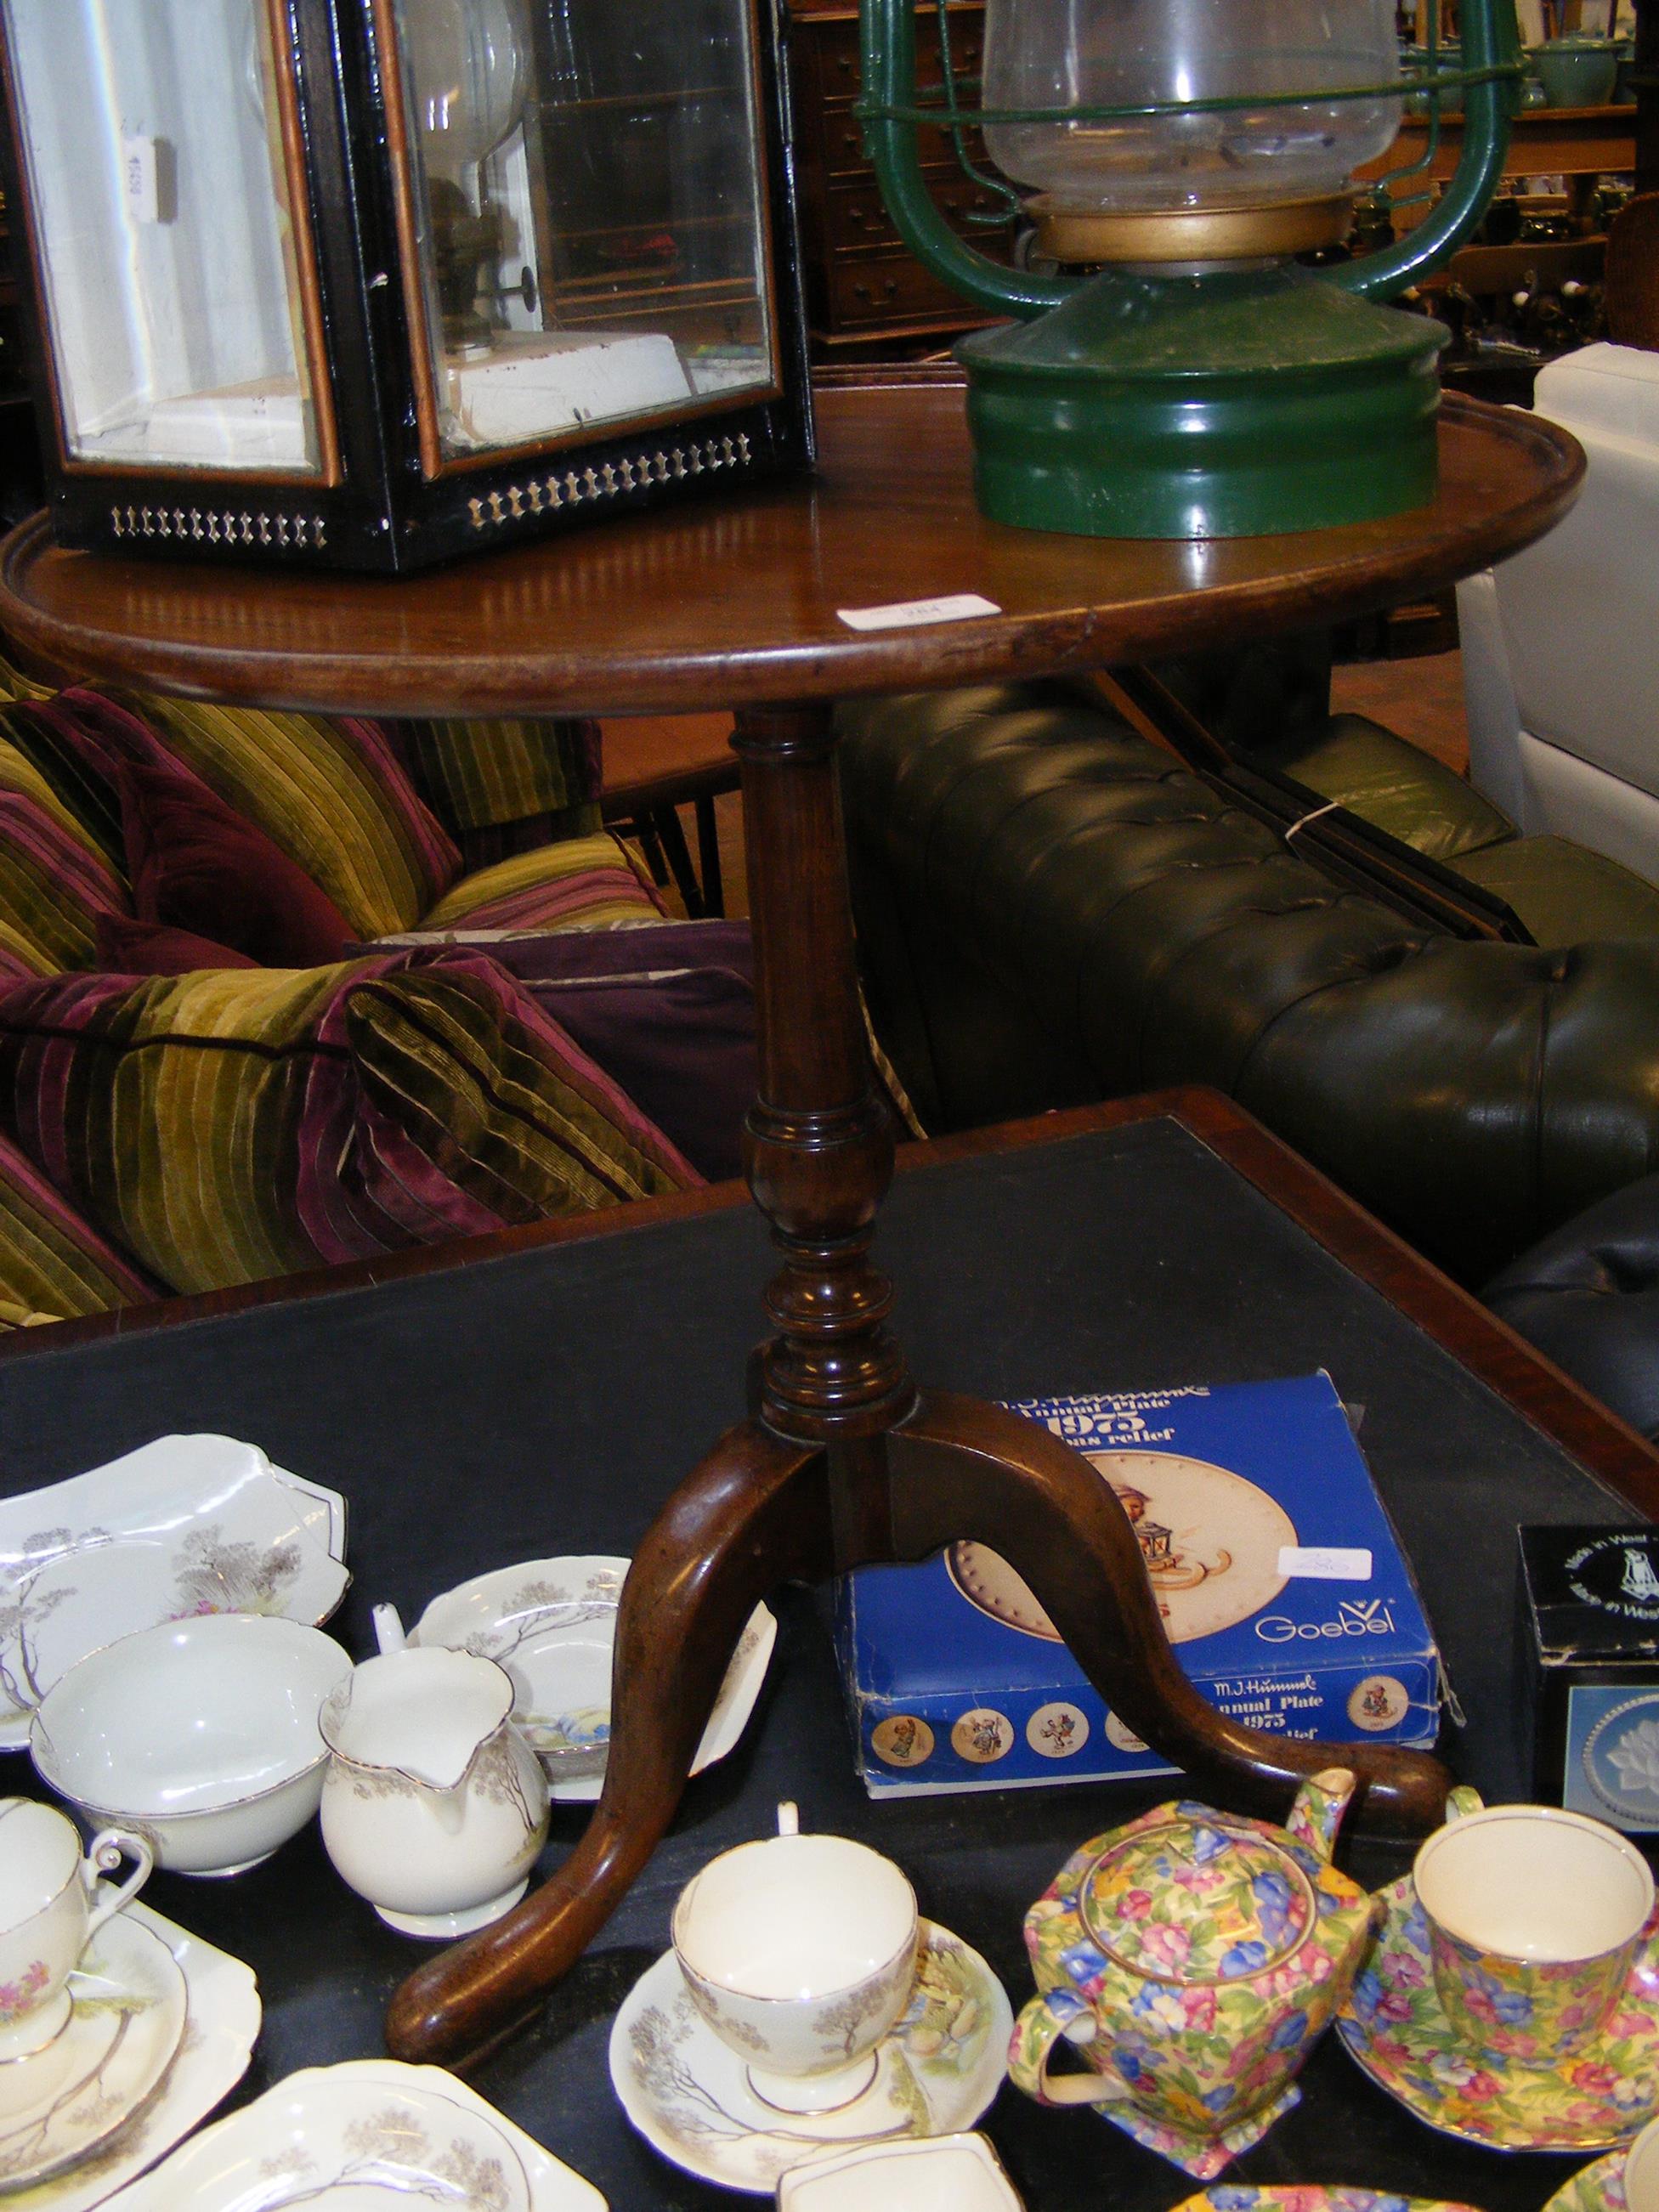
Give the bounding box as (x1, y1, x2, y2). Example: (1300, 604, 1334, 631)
(0, 1093, 1651, 2212)
(10, 1091, 1656, 1521)
(0, 385, 1583, 718)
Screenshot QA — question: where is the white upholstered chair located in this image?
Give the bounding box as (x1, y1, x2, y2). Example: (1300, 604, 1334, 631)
(1458, 342, 1659, 888)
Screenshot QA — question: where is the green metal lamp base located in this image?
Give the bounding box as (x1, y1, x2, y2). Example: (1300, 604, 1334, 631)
(955, 263, 1449, 540)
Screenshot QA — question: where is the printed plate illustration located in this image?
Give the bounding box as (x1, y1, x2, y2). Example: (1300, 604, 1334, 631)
(948, 1451, 1296, 1645)
(0, 1436, 348, 1748)
(609, 1921, 1012, 2194)
(2, 1900, 259, 2212)
(1338, 1875, 1659, 2151)
(411, 1555, 775, 1802)
(1577, 1690, 1659, 1829)
(1545, 2149, 1629, 2212)
(0, 1913, 186, 2191)
(111, 2061, 607, 2212)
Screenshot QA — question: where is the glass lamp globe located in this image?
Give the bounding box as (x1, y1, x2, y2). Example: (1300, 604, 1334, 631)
(981, 0, 1403, 261)
(401, 0, 530, 184)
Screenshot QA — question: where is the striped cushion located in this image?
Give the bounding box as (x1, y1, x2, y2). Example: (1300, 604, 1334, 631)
(421, 832, 665, 933)
(0, 728, 129, 977)
(51, 687, 461, 939)
(393, 716, 603, 836)
(0, 951, 696, 1295)
(0, 1123, 155, 1328)
(2, 696, 127, 869)
(0, 653, 59, 704)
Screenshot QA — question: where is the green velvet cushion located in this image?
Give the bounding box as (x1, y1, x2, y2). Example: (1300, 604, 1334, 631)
(1246, 712, 1516, 864)
(0, 1124, 154, 1328)
(394, 715, 602, 837)
(59, 688, 462, 939)
(0, 727, 128, 978)
(1452, 836, 1659, 949)
(420, 832, 665, 932)
(0, 952, 696, 1296)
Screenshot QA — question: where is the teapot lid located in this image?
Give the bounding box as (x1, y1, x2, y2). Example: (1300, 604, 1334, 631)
(1079, 1816, 1317, 1984)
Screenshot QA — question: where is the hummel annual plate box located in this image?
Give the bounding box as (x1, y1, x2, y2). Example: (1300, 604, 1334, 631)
(835, 1372, 1441, 1796)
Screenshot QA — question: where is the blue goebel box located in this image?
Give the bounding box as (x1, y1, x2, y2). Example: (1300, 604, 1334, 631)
(835, 1372, 1442, 1796)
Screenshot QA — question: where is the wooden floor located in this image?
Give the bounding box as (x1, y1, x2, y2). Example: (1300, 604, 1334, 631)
(600, 650, 1472, 924)
(1330, 649, 1469, 775)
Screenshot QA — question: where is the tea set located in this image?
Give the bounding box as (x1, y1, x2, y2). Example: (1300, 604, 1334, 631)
(4, 1430, 1659, 2210)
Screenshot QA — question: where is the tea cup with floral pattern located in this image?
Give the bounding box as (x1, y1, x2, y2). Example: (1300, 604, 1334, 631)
(0, 1796, 152, 2060)
(671, 1802, 920, 2115)
(1413, 1787, 1655, 2062)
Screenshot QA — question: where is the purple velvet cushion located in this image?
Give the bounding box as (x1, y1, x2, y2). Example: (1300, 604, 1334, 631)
(517, 967, 754, 1182)
(363, 921, 756, 1181)
(115, 748, 355, 965)
(95, 913, 259, 976)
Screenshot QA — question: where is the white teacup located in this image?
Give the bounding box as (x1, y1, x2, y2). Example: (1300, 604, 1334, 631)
(1625, 2114, 1659, 2212)
(672, 1804, 919, 2115)
(0, 1797, 152, 2060)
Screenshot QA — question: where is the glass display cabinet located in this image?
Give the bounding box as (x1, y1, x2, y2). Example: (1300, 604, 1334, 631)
(0, 0, 811, 571)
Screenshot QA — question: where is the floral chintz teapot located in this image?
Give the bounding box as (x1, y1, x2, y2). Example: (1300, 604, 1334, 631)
(1007, 1767, 1379, 2178)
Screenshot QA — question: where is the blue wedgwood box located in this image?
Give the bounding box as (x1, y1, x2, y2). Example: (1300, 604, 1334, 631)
(835, 1372, 1442, 1796)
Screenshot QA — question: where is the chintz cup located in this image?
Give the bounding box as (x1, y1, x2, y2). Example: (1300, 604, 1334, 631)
(672, 1805, 919, 2114)
(0, 1797, 152, 2060)
(1413, 1791, 1654, 2062)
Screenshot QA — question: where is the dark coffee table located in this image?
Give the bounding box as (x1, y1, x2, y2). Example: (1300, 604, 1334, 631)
(0, 1089, 1652, 2212)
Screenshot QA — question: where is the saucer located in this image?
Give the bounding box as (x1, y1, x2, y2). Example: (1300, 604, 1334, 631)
(3, 1901, 259, 2212)
(609, 1919, 1011, 2195)
(0, 1915, 185, 2191)
(1547, 2153, 1629, 2212)
(1176, 2192, 1486, 2212)
(1338, 1875, 1659, 2151)
(112, 2060, 608, 2210)
(411, 1556, 775, 1802)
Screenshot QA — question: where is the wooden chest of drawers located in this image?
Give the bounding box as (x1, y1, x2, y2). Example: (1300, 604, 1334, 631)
(783, 0, 1016, 348)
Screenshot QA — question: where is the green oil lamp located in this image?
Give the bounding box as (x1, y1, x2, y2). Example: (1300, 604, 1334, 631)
(859, 0, 1521, 537)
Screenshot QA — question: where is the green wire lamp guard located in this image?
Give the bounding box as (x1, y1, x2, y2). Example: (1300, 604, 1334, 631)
(858, 0, 1522, 538)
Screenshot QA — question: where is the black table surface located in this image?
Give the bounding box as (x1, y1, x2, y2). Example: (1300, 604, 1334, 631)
(0, 1111, 1645, 2211)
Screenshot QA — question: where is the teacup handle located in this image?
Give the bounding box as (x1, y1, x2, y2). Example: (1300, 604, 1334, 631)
(1008, 1988, 1129, 2108)
(82, 1829, 153, 1941)
(1443, 1785, 1485, 1824)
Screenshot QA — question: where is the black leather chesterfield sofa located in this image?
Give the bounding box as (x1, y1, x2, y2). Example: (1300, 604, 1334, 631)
(837, 666, 1659, 1291)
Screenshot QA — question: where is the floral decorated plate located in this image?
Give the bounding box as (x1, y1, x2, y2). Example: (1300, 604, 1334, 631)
(0, 1436, 349, 1748)
(1339, 1875, 1659, 2151)
(6, 1900, 259, 2212)
(1175, 2191, 1486, 2212)
(609, 1920, 1011, 2195)
(0, 1913, 185, 2192)
(1546, 2153, 1629, 2212)
(411, 1556, 775, 1802)
(110, 2061, 608, 2211)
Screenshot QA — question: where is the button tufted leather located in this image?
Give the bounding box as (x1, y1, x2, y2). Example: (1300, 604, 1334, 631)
(839, 687, 1659, 1285)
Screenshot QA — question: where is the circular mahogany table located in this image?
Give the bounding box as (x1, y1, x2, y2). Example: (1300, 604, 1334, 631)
(0, 376, 1584, 2068)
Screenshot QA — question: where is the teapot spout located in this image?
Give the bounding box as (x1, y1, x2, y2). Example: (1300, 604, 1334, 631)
(1286, 1767, 1358, 1864)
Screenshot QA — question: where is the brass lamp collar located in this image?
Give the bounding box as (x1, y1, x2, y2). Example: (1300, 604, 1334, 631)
(1030, 194, 1356, 267)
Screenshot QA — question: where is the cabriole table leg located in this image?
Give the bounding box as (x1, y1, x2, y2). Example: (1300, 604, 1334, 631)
(382, 698, 1452, 2069)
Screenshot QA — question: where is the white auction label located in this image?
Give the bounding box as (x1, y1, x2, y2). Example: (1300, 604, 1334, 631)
(1277, 1545, 1373, 1581)
(836, 592, 1000, 631)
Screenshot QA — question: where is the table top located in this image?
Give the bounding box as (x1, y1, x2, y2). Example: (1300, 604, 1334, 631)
(0, 1091, 1654, 2212)
(0, 378, 1582, 720)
